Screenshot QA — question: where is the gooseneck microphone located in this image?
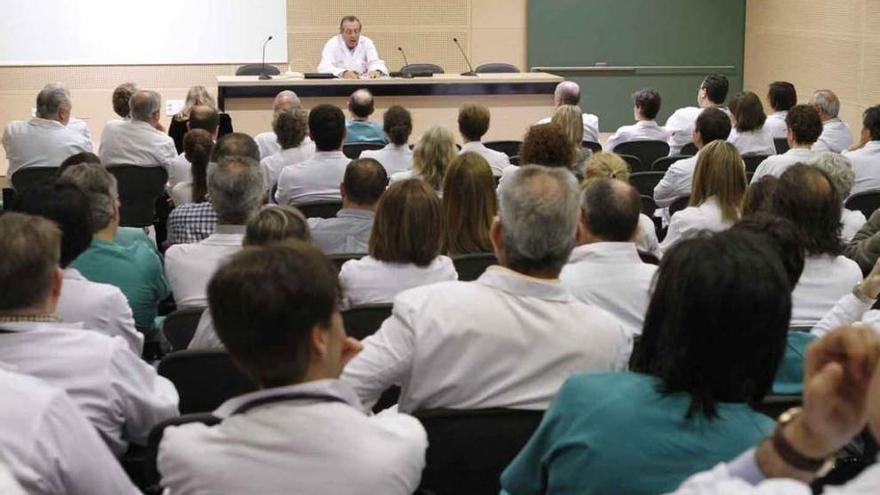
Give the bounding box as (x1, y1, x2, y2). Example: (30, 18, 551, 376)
(452, 37, 477, 76)
(397, 46, 410, 68)
(259, 36, 273, 80)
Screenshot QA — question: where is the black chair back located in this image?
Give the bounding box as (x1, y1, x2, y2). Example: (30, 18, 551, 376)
(845, 190, 880, 220)
(639, 195, 657, 217)
(651, 155, 687, 172)
(614, 140, 671, 170)
(483, 140, 522, 158)
(581, 141, 602, 153)
(680, 142, 698, 156)
(619, 154, 645, 173)
(628, 171, 666, 197)
(774, 137, 790, 154)
(742, 155, 770, 173)
(297, 201, 343, 219)
(10, 167, 60, 191)
(509, 155, 520, 166)
(401, 63, 445, 75)
(452, 253, 497, 281)
(1, 188, 13, 211)
(235, 64, 280, 76)
(341, 304, 393, 340)
(475, 63, 519, 73)
(343, 142, 385, 159)
(162, 307, 205, 351)
(669, 196, 691, 217)
(329, 253, 364, 272)
(157, 350, 257, 414)
(144, 413, 221, 491)
(415, 408, 544, 495)
(638, 250, 660, 265)
(106, 165, 168, 227)
(751, 394, 802, 419)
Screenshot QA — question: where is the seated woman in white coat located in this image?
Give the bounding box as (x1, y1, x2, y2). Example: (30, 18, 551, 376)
(726, 91, 776, 157)
(660, 141, 747, 254)
(389, 125, 456, 192)
(339, 179, 457, 307)
(360, 105, 413, 176)
(807, 152, 866, 242)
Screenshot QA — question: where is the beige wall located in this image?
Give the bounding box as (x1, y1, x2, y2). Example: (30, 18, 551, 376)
(744, 0, 880, 134)
(0, 0, 527, 177)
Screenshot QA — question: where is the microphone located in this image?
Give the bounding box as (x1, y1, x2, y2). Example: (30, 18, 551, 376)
(259, 36, 273, 80)
(397, 46, 410, 69)
(453, 37, 477, 76)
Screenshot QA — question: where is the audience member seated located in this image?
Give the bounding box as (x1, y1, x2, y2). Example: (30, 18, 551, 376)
(606, 87, 669, 151)
(808, 152, 865, 242)
(0, 367, 140, 494)
(846, 209, 880, 274)
(812, 257, 880, 339)
(160, 242, 426, 494)
(561, 178, 657, 337)
(665, 73, 730, 155)
(751, 104, 822, 182)
(727, 91, 776, 156)
(344, 89, 387, 144)
(655, 107, 732, 207)
(276, 104, 350, 205)
(170, 129, 213, 207)
(441, 153, 497, 255)
(498, 123, 577, 187)
(165, 156, 264, 308)
(502, 229, 790, 495)
(98, 89, 177, 168)
(771, 165, 863, 327)
(551, 105, 589, 178)
(764, 81, 797, 139)
(389, 125, 456, 190)
(584, 152, 660, 256)
(168, 85, 233, 153)
(61, 163, 169, 334)
(109, 82, 137, 120)
(255, 90, 312, 159)
(844, 104, 880, 195)
(742, 175, 779, 217)
(660, 141, 746, 254)
(2, 83, 92, 179)
(167, 104, 220, 191)
(0, 213, 178, 456)
(361, 105, 414, 175)
(339, 179, 457, 307)
(342, 166, 631, 412)
(457, 103, 511, 176)
(259, 108, 313, 191)
(11, 182, 142, 354)
(811, 89, 853, 153)
(537, 81, 600, 142)
(310, 158, 385, 255)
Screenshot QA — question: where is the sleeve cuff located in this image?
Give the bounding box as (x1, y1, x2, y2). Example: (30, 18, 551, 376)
(726, 448, 765, 485)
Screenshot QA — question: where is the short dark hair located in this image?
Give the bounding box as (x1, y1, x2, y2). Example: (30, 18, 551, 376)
(520, 123, 575, 168)
(344, 158, 387, 206)
(273, 109, 308, 150)
(348, 90, 374, 119)
(785, 105, 823, 145)
(729, 91, 767, 133)
(632, 88, 662, 120)
(458, 104, 491, 141)
(208, 242, 339, 387)
(112, 82, 137, 118)
(369, 179, 442, 266)
(188, 105, 220, 134)
(768, 82, 797, 112)
(772, 164, 842, 256)
(631, 230, 790, 419)
(581, 179, 641, 242)
(10, 182, 92, 268)
(742, 175, 779, 218)
(59, 151, 101, 173)
(695, 107, 732, 143)
(212, 132, 260, 162)
(383, 106, 412, 145)
(701, 74, 729, 105)
(863, 105, 880, 141)
(309, 104, 346, 152)
(339, 15, 361, 30)
(0, 213, 61, 312)
(732, 213, 805, 289)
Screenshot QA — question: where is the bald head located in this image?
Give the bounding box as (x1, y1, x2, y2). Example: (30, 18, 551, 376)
(348, 89, 375, 119)
(212, 132, 260, 162)
(771, 164, 842, 256)
(273, 90, 301, 113)
(581, 178, 641, 243)
(554, 81, 581, 107)
(811, 89, 840, 121)
(130, 90, 161, 124)
(189, 105, 220, 135)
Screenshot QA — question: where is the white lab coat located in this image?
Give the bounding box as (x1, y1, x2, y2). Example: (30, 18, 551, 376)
(2, 118, 93, 178)
(361, 143, 414, 176)
(339, 255, 458, 308)
(98, 119, 177, 168)
(659, 196, 736, 255)
(537, 113, 600, 143)
(164, 226, 244, 308)
(260, 141, 316, 191)
(813, 118, 854, 153)
(764, 110, 788, 139)
(460, 141, 512, 176)
(750, 148, 815, 183)
(728, 126, 776, 156)
(654, 154, 699, 207)
(318, 35, 389, 76)
(275, 151, 349, 206)
(845, 141, 880, 196)
(606, 120, 670, 152)
(790, 254, 862, 328)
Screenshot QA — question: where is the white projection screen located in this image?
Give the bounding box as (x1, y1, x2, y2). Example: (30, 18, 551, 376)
(0, 0, 288, 66)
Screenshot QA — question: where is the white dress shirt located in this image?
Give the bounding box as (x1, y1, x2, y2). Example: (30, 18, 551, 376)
(459, 141, 512, 176)
(170, 181, 193, 206)
(606, 120, 670, 152)
(260, 141, 316, 190)
(561, 243, 658, 337)
(2, 118, 93, 177)
(0, 460, 24, 495)
(164, 226, 244, 308)
(665, 107, 704, 155)
(275, 150, 349, 206)
(361, 143, 413, 176)
(255, 132, 315, 161)
(842, 208, 867, 242)
(811, 292, 874, 338)
(660, 196, 735, 255)
(159, 379, 426, 495)
(339, 255, 458, 308)
(844, 141, 880, 195)
(309, 208, 375, 255)
(790, 254, 863, 328)
(637, 213, 661, 257)
(318, 34, 389, 77)
(57, 268, 143, 355)
(187, 309, 223, 351)
(764, 111, 788, 139)
(654, 153, 699, 207)
(813, 118, 854, 153)
(750, 148, 816, 183)
(0, 366, 139, 494)
(538, 113, 600, 143)
(727, 126, 776, 156)
(167, 152, 191, 189)
(341, 266, 632, 412)
(0, 321, 179, 456)
(98, 119, 177, 168)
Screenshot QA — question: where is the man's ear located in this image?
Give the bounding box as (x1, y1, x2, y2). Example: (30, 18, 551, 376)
(490, 218, 505, 264)
(576, 210, 590, 244)
(340, 182, 347, 198)
(310, 325, 329, 360)
(51, 267, 64, 300)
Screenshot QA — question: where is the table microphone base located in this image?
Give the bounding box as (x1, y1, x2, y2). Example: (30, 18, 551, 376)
(258, 73, 272, 80)
(460, 71, 477, 76)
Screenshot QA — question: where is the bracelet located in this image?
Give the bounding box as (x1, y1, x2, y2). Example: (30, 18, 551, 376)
(772, 408, 833, 473)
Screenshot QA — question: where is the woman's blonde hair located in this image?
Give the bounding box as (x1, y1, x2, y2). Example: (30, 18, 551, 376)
(551, 105, 584, 157)
(583, 152, 630, 185)
(244, 206, 311, 246)
(412, 125, 457, 190)
(441, 152, 497, 255)
(691, 140, 747, 222)
(177, 85, 217, 121)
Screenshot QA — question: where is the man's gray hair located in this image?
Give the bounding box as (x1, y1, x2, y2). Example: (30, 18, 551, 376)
(36, 83, 71, 120)
(811, 89, 840, 118)
(554, 81, 581, 107)
(273, 90, 301, 113)
(58, 163, 119, 232)
(499, 165, 580, 273)
(207, 156, 264, 225)
(130, 90, 162, 122)
(808, 152, 855, 201)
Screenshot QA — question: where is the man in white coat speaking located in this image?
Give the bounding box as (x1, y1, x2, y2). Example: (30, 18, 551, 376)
(318, 16, 388, 79)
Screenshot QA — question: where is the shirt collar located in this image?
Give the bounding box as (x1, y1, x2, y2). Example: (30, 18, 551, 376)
(63, 267, 86, 281)
(29, 118, 65, 129)
(336, 208, 375, 220)
(634, 120, 659, 128)
(314, 150, 347, 160)
(214, 379, 362, 418)
(568, 242, 643, 265)
(204, 226, 245, 245)
(786, 147, 814, 157)
(0, 318, 67, 332)
(863, 141, 880, 151)
(461, 141, 486, 152)
(476, 266, 572, 302)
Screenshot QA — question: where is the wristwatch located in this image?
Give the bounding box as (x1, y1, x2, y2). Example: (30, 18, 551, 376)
(773, 407, 835, 474)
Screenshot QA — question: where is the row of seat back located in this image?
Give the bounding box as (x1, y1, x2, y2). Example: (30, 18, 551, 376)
(845, 190, 880, 220)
